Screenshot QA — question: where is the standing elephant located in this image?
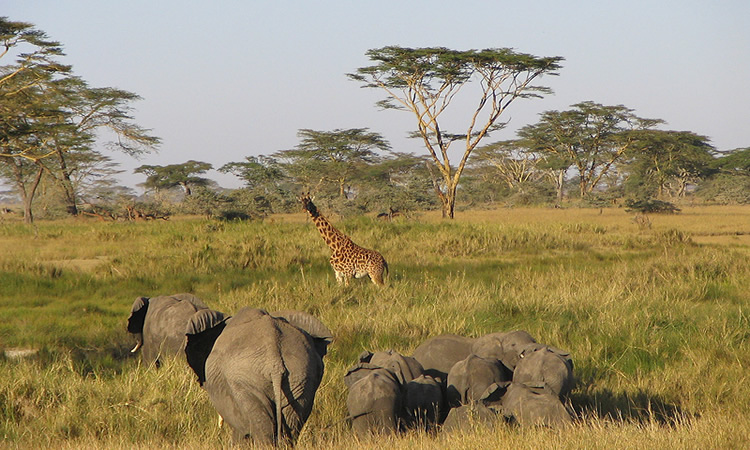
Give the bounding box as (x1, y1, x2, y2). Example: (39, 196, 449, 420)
(127, 293, 209, 367)
(185, 307, 333, 446)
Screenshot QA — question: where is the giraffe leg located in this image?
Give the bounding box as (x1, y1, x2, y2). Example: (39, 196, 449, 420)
(369, 269, 384, 286)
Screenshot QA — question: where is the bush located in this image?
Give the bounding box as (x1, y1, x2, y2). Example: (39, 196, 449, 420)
(624, 198, 681, 214)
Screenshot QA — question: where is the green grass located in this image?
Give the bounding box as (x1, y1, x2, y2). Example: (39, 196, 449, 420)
(1, 206, 750, 447)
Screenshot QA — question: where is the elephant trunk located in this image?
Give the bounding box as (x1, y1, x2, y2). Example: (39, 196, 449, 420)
(131, 333, 143, 353)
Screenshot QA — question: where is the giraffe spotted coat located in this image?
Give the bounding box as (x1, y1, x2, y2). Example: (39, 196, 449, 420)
(300, 195, 388, 286)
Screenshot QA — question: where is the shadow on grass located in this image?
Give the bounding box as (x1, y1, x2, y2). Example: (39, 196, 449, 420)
(569, 381, 690, 425)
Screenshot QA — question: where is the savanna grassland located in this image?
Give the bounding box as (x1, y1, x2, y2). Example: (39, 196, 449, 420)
(1, 205, 749, 449)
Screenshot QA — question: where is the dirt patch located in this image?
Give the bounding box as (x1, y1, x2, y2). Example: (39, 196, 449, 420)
(43, 256, 110, 272)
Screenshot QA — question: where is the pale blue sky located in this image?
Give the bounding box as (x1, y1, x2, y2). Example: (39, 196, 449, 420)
(4, 1, 749, 190)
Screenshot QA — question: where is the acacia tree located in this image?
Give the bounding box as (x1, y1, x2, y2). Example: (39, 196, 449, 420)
(45, 76, 159, 215)
(624, 130, 715, 198)
(0, 17, 159, 221)
(471, 140, 548, 190)
(134, 160, 213, 196)
(517, 102, 663, 198)
(0, 18, 69, 222)
(349, 46, 563, 218)
(220, 155, 285, 190)
(273, 128, 390, 198)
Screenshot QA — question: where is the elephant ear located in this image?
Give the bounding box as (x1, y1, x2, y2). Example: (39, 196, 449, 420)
(127, 297, 150, 334)
(271, 310, 334, 358)
(480, 381, 510, 411)
(185, 309, 228, 386)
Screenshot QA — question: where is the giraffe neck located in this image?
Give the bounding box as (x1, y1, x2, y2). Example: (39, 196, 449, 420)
(309, 212, 351, 252)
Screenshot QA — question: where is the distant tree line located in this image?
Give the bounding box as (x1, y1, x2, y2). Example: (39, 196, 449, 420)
(2, 19, 748, 223)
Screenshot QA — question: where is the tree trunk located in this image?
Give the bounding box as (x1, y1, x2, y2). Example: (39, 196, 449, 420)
(441, 182, 457, 219)
(55, 150, 79, 216)
(18, 165, 44, 225)
(556, 170, 565, 204)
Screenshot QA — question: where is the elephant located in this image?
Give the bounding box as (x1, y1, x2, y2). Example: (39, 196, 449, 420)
(441, 401, 499, 433)
(446, 354, 512, 408)
(513, 344, 574, 399)
(500, 382, 572, 427)
(471, 330, 537, 371)
(347, 368, 402, 437)
(127, 293, 209, 367)
(402, 374, 444, 430)
(344, 349, 424, 388)
(411, 334, 476, 381)
(184, 307, 333, 446)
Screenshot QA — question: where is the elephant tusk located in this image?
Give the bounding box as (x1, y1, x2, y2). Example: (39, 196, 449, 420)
(130, 342, 142, 353)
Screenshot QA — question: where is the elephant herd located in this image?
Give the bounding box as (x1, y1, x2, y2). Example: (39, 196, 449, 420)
(127, 293, 574, 446)
(346, 331, 574, 437)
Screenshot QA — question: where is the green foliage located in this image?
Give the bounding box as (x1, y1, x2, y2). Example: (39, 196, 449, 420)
(624, 198, 681, 214)
(695, 173, 750, 204)
(623, 130, 715, 199)
(517, 102, 664, 198)
(134, 160, 212, 196)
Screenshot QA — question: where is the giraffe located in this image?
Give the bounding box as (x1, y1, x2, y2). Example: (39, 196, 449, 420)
(300, 194, 388, 286)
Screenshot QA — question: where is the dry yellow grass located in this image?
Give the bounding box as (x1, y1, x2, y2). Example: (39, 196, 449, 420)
(1, 205, 749, 448)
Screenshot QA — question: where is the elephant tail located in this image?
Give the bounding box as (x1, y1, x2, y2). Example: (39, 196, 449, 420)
(273, 369, 284, 444)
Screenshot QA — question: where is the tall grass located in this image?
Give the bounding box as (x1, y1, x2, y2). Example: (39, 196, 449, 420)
(1, 206, 749, 447)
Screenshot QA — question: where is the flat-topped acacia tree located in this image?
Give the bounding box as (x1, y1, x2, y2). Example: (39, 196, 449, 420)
(349, 46, 563, 218)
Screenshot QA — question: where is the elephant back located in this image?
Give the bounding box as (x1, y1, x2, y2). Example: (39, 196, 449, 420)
(169, 293, 209, 310)
(411, 334, 475, 381)
(271, 309, 333, 359)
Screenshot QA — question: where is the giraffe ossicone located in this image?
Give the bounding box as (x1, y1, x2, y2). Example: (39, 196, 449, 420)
(300, 193, 388, 286)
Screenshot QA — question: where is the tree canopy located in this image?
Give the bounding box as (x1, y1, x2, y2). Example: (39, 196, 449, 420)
(517, 101, 663, 198)
(273, 128, 390, 198)
(349, 46, 563, 218)
(0, 17, 159, 222)
(135, 160, 213, 196)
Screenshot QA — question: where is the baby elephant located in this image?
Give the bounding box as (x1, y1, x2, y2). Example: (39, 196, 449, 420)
(347, 368, 403, 436)
(127, 293, 209, 367)
(185, 307, 333, 446)
(513, 344, 574, 399)
(446, 354, 512, 408)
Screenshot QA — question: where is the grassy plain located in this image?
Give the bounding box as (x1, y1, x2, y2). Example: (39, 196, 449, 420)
(1, 205, 749, 448)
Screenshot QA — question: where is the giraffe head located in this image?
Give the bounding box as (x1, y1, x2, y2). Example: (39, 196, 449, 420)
(299, 192, 320, 218)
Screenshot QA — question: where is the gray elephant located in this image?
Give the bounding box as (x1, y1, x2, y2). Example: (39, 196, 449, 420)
(446, 354, 512, 408)
(347, 368, 402, 436)
(185, 307, 333, 446)
(402, 374, 444, 430)
(411, 334, 475, 381)
(127, 293, 209, 367)
(513, 344, 574, 399)
(442, 401, 499, 433)
(501, 382, 572, 427)
(471, 330, 537, 371)
(344, 349, 424, 388)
